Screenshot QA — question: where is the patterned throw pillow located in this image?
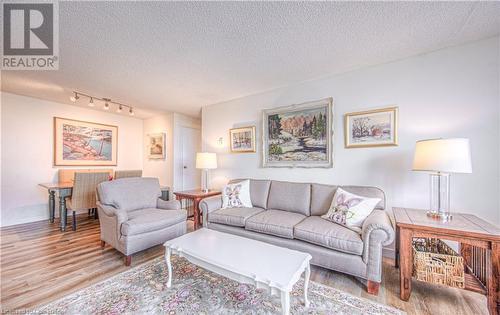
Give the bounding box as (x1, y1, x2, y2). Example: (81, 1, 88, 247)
(221, 180, 253, 209)
(321, 188, 380, 233)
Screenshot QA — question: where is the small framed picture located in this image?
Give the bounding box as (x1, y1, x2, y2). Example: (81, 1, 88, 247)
(148, 133, 166, 159)
(344, 106, 398, 148)
(230, 126, 256, 153)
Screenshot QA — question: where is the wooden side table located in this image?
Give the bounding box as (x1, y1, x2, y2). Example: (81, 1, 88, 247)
(393, 207, 500, 315)
(174, 189, 221, 230)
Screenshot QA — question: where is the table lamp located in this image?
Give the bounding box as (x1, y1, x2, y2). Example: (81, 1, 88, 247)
(196, 152, 217, 193)
(412, 138, 472, 221)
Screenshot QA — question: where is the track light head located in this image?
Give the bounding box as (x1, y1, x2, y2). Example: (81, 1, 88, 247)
(88, 98, 94, 107)
(129, 108, 134, 116)
(70, 92, 79, 102)
(117, 105, 123, 113)
(104, 102, 109, 110)
(103, 98, 111, 110)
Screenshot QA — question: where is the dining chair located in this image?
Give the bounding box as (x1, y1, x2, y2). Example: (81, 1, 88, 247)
(114, 170, 143, 179)
(66, 172, 109, 231)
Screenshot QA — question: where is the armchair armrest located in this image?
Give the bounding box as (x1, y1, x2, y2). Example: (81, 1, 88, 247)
(97, 202, 129, 246)
(157, 198, 181, 210)
(97, 202, 128, 224)
(200, 195, 222, 227)
(361, 209, 395, 282)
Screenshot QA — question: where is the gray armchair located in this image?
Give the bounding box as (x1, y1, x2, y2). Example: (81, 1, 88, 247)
(97, 177, 186, 266)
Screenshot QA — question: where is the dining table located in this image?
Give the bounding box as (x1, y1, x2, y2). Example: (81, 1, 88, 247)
(39, 182, 170, 232)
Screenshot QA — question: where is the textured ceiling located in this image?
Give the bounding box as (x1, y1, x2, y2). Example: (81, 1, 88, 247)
(2, 1, 500, 118)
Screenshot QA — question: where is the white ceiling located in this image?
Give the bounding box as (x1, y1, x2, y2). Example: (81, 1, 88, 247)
(2, 1, 499, 118)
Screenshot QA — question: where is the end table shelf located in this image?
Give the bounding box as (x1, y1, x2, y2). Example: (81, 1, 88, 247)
(393, 207, 500, 315)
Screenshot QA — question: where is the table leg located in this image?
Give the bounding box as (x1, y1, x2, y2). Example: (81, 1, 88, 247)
(193, 198, 201, 230)
(395, 225, 400, 268)
(304, 264, 310, 307)
(487, 242, 499, 315)
(280, 290, 290, 315)
(48, 190, 55, 223)
(165, 247, 172, 288)
(58, 195, 67, 232)
(399, 228, 413, 301)
(460, 243, 472, 273)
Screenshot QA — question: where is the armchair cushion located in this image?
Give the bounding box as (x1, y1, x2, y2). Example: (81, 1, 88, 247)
(121, 208, 187, 236)
(208, 207, 265, 227)
(245, 209, 306, 239)
(294, 216, 364, 255)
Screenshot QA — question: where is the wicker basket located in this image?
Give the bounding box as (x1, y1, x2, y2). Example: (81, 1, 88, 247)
(412, 238, 464, 289)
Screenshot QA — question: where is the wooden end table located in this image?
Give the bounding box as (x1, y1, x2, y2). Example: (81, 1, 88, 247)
(393, 207, 500, 315)
(174, 189, 221, 230)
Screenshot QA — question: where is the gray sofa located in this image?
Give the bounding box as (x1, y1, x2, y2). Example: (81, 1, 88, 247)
(97, 177, 187, 266)
(200, 179, 394, 295)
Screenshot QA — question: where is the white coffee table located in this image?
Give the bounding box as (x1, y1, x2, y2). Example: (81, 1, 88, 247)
(164, 228, 312, 315)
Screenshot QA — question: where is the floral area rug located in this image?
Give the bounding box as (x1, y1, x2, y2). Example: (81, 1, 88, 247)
(33, 256, 404, 315)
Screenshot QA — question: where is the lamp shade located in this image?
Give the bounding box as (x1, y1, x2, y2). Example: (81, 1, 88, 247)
(196, 152, 217, 169)
(412, 138, 472, 173)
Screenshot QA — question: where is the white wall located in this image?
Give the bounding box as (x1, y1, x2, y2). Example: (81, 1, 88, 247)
(1, 92, 144, 226)
(143, 114, 174, 191)
(202, 37, 500, 225)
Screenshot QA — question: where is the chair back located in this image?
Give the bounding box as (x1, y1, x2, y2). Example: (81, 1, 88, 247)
(71, 172, 110, 210)
(97, 177, 161, 212)
(114, 170, 142, 179)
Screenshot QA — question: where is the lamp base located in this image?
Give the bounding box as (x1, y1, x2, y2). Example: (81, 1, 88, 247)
(426, 210, 453, 222)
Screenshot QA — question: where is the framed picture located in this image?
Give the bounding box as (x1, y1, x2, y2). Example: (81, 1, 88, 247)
(148, 133, 166, 159)
(54, 117, 118, 166)
(262, 98, 333, 168)
(344, 106, 398, 148)
(230, 126, 256, 153)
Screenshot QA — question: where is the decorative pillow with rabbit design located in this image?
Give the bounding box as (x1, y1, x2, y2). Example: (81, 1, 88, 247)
(321, 187, 380, 233)
(221, 179, 253, 209)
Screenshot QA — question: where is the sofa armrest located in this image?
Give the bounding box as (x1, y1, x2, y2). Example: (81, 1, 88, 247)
(361, 210, 395, 282)
(157, 198, 181, 210)
(200, 195, 222, 227)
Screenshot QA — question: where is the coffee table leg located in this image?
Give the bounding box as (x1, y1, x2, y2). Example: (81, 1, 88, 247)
(165, 247, 172, 288)
(280, 291, 290, 315)
(304, 264, 310, 307)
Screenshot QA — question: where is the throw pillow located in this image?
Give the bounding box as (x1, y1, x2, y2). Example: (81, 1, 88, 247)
(321, 187, 380, 233)
(221, 179, 253, 209)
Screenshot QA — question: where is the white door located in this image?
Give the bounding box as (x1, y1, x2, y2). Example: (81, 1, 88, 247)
(180, 127, 201, 190)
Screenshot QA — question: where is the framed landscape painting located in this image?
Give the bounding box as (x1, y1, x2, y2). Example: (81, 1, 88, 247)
(262, 98, 333, 168)
(344, 107, 398, 148)
(148, 133, 166, 159)
(54, 117, 118, 166)
(230, 126, 256, 153)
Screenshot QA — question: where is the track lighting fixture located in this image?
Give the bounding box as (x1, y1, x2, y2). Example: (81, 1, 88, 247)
(70, 91, 135, 116)
(69, 92, 79, 102)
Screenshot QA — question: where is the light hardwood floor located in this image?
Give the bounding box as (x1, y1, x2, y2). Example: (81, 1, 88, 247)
(1, 216, 488, 314)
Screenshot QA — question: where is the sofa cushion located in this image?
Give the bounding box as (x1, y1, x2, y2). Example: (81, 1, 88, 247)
(208, 207, 265, 227)
(230, 179, 271, 209)
(245, 209, 306, 239)
(267, 181, 311, 216)
(341, 186, 385, 210)
(98, 177, 161, 212)
(310, 184, 338, 216)
(294, 216, 364, 255)
(121, 208, 187, 236)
